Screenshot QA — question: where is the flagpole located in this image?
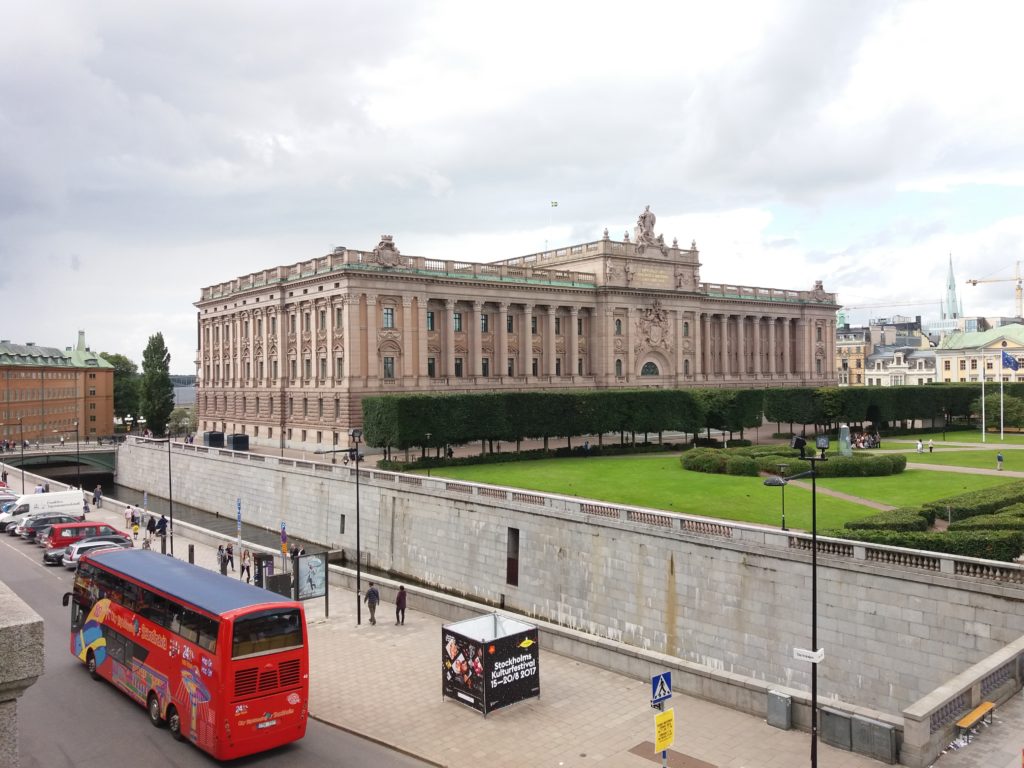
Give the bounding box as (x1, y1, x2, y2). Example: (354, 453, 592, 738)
(1000, 350, 1005, 442)
(980, 348, 986, 444)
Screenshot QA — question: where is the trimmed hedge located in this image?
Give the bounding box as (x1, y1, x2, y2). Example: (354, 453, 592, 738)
(844, 508, 929, 532)
(949, 514, 1024, 532)
(680, 449, 729, 473)
(922, 481, 1024, 521)
(380, 440, 683, 471)
(724, 455, 759, 476)
(819, 529, 1024, 562)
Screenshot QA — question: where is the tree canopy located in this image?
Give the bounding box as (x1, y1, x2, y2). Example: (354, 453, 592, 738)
(139, 333, 175, 435)
(99, 351, 140, 421)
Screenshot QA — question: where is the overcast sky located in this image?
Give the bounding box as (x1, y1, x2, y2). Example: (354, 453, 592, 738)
(3, 0, 1024, 371)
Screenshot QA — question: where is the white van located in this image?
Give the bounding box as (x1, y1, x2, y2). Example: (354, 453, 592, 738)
(0, 491, 85, 530)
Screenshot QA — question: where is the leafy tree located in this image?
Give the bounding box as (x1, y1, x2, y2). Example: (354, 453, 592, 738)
(167, 406, 197, 437)
(99, 352, 140, 421)
(139, 333, 175, 436)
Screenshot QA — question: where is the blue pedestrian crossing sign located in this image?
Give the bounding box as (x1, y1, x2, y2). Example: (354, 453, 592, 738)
(651, 672, 672, 704)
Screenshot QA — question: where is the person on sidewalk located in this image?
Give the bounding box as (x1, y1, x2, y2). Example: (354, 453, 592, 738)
(928, 439, 934, 453)
(364, 582, 380, 625)
(997, 452, 1004, 471)
(916, 439, 923, 454)
(240, 548, 252, 583)
(155, 514, 168, 538)
(217, 545, 228, 575)
(93, 484, 102, 508)
(396, 584, 407, 625)
(146, 514, 156, 542)
(225, 543, 235, 571)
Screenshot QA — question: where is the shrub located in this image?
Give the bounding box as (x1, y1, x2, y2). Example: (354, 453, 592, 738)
(724, 455, 759, 476)
(821, 530, 1024, 562)
(949, 515, 1024, 532)
(681, 449, 729, 473)
(844, 508, 928, 532)
(756, 456, 811, 475)
(922, 480, 1024, 521)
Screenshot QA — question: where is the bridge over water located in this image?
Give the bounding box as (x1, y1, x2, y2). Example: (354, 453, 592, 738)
(1, 445, 117, 482)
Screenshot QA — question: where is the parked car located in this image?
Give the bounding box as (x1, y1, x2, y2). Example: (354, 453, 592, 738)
(60, 534, 134, 568)
(39, 521, 128, 551)
(15, 512, 83, 543)
(0, 502, 26, 532)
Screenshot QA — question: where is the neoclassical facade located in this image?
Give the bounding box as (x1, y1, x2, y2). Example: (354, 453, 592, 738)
(195, 209, 839, 451)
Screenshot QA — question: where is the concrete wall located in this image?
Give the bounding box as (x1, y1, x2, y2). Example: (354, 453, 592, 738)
(118, 439, 1024, 722)
(0, 581, 44, 768)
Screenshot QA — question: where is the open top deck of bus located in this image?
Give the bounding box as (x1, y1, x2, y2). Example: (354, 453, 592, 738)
(85, 548, 296, 616)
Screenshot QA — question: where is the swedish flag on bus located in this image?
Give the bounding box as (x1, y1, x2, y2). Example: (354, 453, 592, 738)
(1003, 350, 1020, 371)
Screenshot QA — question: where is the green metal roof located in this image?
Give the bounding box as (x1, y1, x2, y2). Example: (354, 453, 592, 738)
(0, 337, 113, 369)
(937, 323, 1024, 349)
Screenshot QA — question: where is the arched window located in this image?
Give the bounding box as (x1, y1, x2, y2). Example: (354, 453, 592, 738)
(615, 359, 623, 377)
(683, 321, 690, 337)
(614, 319, 622, 336)
(641, 362, 659, 376)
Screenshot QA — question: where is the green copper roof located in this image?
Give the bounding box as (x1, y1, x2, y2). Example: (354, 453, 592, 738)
(938, 323, 1024, 349)
(0, 333, 113, 369)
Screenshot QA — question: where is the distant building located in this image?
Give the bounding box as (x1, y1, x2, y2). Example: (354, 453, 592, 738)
(934, 324, 1024, 383)
(835, 314, 931, 387)
(865, 344, 937, 386)
(170, 374, 196, 407)
(0, 331, 114, 443)
(195, 208, 840, 453)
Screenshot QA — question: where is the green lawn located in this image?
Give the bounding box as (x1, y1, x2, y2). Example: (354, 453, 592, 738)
(890, 431, 1024, 445)
(815, 470, 1013, 507)
(891, 449, 1022, 471)
(425, 456, 876, 531)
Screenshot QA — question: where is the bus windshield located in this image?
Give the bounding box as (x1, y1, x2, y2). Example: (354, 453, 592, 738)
(232, 607, 304, 658)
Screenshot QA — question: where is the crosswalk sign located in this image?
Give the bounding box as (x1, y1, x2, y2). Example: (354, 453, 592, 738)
(651, 672, 672, 704)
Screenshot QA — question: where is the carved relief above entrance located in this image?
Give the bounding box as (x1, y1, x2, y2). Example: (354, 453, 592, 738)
(634, 300, 673, 358)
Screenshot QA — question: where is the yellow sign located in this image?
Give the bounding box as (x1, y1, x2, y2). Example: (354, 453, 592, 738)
(655, 707, 675, 752)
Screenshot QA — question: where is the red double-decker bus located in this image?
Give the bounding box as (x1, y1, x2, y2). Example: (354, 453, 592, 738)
(62, 548, 308, 759)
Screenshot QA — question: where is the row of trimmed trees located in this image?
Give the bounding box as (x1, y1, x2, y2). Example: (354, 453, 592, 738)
(361, 383, 997, 452)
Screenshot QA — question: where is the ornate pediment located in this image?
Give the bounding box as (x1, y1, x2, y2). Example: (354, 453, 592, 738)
(365, 235, 404, 268)
(633, 205, 668, 256)
(634, 300, 673, 358)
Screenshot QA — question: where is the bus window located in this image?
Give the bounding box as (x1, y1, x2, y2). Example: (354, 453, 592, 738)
(232, 609, 303, 658)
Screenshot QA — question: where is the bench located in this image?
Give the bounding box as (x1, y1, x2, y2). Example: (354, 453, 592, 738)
(955, 701, 995, 742)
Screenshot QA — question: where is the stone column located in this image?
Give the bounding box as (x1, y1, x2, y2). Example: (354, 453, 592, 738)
(545, 305, 557, 376)
(445, 299, 456, 378)
(767, 317, 777, 375)
(737, 314, 746, 375)
(325, 299, 334, 384)
(718, 314, 729, 375)
(569, 306, 580, 377)
(752, 316, 762, 376)
(781, 318, 791, 376)
(497, 302, 509, 379)
(365, 295, 379, 380)
(522, 304, 533, 377)
(402, 297, 414, 381)
(418, 297, 430, 378)
(343, 296, 359, 379)
(470, 301, 482, 377)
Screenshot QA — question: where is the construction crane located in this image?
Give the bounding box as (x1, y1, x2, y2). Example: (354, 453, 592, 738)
(966, 260, 1023, 318)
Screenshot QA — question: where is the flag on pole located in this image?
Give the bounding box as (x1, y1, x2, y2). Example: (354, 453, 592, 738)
(1002, 350, 1020, 371)
(550, 201, 558, 207)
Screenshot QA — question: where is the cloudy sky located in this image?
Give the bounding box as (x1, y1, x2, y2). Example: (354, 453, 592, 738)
(3, 0, 1024, 371)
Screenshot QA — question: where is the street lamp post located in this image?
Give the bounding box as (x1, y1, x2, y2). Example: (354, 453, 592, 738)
(166, 436, 174, 556)
(314, 427, 364, 626)
(762, 443, 828, 768)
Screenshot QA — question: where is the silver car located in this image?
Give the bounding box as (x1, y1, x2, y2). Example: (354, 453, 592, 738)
(62, 535, 134, 568)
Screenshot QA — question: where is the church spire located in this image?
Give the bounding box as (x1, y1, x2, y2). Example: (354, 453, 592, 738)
(942, 254, 961, 320)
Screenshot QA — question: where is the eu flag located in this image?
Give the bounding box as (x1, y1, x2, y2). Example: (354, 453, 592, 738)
(1003, 350, 1020, 371)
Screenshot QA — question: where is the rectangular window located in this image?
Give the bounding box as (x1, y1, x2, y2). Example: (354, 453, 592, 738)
(506, 527, 520, 586)
(481, 314, 489, 333)
(303, 312, 310, 331)
(959, 360, 966, 370)
(555, 317, 561, 335)
(970, 360, 977, 370)
(532, 358, 538, 376)
(508, 358, 514, 376)
(383, 307, 395, 329)
(318, 399, 324, 417)
(383, 356, 395, 379)
(453, 312, 463, 332)
(507, 315, 513, 333)
(317, 430, 322, 443)
(290, 360, 296, 379)
(245, 362, 251, 380)
(578, 358, 583, 375)
(555, 359, 562, 375)
(244, 320, 249, 336)
(289, 315, 296, 333)
(303, 398, 308, 417)
(454, 357, 464, 377)
(335, 307, 343, 326)
(257, 318, 263, 336)
(301, 429, 307, 441)
(481, 358, 490, 377)
(944, 360, 951, 371)
(319, 358, 327, 379)
(319, 310, 326, 329)
(272, 360, 278, 380)
(304, 359, 311, 379)
(531, 316, 538, 335)
(427, 357, 436, 378)
(271, 316, 277, 334)
(426, 311, 435, 331)
(578, 318, 583, 336)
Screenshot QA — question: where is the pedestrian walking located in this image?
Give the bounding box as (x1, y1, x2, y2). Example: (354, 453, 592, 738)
(93, 484, 102, 508)
(364, 582, 380, 625)
(225, 543, 235, 571)
(240, 548, 252, 583)
(928, 439, 934, 454)
(155, 514, 168, 538)
(395, 585, 407, 625)
(1, 469, 7, 485)
(124, 504, 134, 529)
(132, 520, 140, 540)
(916, 439, 923, 454)
(217, 545, 228, 575)
(146, 514, 156, 542)
(997, 452, 1004, 471)
(82, 499, 89, 518)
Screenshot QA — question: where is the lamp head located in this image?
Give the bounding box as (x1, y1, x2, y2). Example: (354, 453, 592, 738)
(763, 476, 787, 487)
(348, 428, 363, 441)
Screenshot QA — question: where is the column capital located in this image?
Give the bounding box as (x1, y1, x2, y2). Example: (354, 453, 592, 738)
(473, 300, 483, 311)
(445, 298, 456, 310)
(546, 305, 557, 316)
(569, 305, 580, 316)
(498, 302, 509, 313)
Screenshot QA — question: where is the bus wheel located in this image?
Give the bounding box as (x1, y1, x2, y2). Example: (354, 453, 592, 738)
(148, 694, 163, 727)
(167, 706, 184, 741)
(86, 651, 100, 680)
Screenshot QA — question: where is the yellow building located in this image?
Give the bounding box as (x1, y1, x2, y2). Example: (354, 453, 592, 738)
(934, 324, 1024, 383)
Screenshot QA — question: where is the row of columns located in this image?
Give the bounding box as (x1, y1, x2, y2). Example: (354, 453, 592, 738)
(696, 313, 832, 378)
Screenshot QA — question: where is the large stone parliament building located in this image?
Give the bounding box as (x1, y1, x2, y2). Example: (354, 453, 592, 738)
(196, 208, 839, 451)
